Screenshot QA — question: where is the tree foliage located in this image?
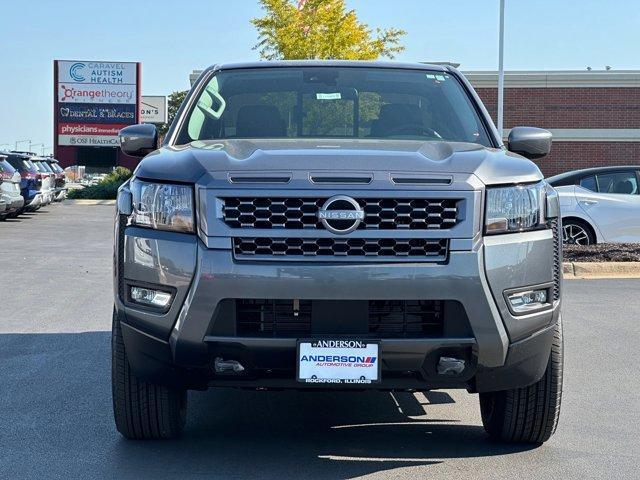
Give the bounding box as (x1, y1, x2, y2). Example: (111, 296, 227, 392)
(156, 90, 188, 137)
(252, 0, 406, 60)
(67, 167, 132, 199)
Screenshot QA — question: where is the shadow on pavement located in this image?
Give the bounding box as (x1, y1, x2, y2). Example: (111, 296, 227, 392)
(0, 211, 46, 222)
(0, 332, 537, 480)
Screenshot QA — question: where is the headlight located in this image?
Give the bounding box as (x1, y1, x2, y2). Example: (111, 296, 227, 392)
(485, 182, 544, 234)
(129, 179, 194, 233)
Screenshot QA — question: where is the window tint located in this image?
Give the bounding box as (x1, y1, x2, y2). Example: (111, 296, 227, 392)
(0, 160, 16, 175)
(580, 175, 598, 192)
(596, 171, 638, 195)
(178, 67, 492, 146)
(6, 158, 36, 173)
(579, 176, 597, 192)
(23, 160, 38, 173)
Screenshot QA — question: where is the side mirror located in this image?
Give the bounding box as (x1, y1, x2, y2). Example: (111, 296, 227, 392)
(507, 126, 552, 160)
(119, 124, 158, 158)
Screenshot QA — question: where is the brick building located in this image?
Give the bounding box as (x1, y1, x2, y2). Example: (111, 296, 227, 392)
(464, 70, 640, 176)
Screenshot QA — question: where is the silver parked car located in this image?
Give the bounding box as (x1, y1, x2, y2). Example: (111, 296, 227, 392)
(548, 166, 640, 244)
(0, 155, 25, 219)
(30, 158, 55, 205)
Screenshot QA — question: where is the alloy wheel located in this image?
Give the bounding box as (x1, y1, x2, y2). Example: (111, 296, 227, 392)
(563, 224, 591, 245)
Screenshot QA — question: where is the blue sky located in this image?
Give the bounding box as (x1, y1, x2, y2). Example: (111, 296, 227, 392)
(1, 0, 638, 150)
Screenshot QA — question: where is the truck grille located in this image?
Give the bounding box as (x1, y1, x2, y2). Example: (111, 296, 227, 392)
(369, 300, 444, 336)
(235, 299, 444, 338)
(237, 299, 312, 337)
(233, 237, 448, 259)
(222, 197, 459, 230)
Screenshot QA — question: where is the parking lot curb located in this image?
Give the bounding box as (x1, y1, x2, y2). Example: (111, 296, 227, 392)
(563, 262, 640, 279)
(65, 199, 116, 206)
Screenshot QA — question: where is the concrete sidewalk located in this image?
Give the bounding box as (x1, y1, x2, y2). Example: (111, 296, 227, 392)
(563, 261, 640, 279)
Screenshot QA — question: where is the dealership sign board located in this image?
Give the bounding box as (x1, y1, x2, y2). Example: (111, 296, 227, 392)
(140, 96, 167, 123)
(54, 60, 140, 148)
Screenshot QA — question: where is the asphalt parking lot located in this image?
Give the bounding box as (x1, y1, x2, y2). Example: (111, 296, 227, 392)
(1, 203, 639, 479)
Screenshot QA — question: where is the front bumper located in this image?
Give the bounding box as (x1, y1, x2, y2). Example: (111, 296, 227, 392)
(119, 313, 555, 392)
(116, 224, 561, 392)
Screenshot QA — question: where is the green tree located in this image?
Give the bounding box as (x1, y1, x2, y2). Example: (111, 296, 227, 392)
(156, 90, 188, 137)
(252, 0, 406, 60)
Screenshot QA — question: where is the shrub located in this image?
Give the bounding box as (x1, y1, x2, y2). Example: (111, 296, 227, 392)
(68, 167, 132, 200)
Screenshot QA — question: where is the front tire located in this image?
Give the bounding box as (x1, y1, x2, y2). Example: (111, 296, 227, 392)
(111, 309, 187, 439)
(479, 316, 563, 444)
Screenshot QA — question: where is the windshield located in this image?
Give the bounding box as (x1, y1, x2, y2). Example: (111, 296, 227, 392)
(23, 160, 39, 173)
(0, 160, 16, 177)
(176, 67, 492, 146)
(33, 161, 48, 173)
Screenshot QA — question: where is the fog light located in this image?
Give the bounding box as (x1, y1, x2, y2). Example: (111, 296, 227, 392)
(130, 286, 172, 308)
(507, 289, 549, 313)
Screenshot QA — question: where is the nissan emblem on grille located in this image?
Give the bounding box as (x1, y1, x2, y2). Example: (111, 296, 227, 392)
(317, 195, 365, 234)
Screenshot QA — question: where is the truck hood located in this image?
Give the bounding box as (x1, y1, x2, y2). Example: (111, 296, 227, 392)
(135, 139, 543, 186)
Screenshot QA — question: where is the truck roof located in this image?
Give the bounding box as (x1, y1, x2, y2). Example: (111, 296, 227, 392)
(203, 60, 450, 74)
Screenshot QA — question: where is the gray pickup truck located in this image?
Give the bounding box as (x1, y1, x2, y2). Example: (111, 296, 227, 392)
(113, 61, 563, 443)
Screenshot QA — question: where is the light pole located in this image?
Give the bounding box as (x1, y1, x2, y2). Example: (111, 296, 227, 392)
(15, 139, 31, 151)
(42, 146, 52, 156)
(497, 0, 505, 142)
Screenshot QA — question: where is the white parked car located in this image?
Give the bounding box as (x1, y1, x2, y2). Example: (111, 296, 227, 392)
(548, 166, 640, 244)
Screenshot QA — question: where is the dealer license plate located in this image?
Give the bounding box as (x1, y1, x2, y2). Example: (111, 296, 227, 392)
(297, 340, 380, 384)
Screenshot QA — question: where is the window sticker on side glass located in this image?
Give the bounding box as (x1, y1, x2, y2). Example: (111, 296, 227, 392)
(316, 92, 342, 100)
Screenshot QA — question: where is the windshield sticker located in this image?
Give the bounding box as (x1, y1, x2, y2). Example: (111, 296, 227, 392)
(316, 92, 342, 100)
